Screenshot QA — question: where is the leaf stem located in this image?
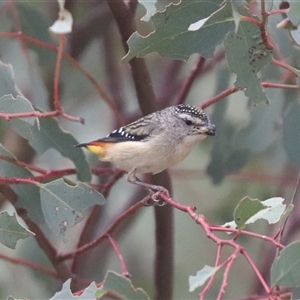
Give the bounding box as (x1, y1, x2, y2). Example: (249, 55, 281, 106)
(200, 244, 223, 300)
(176, 56, 205, 105)
(201, 86, 238, 110)
(241, 249, 274, 299)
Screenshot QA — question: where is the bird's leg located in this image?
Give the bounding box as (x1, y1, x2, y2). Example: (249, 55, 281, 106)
(127, 168, 169, 206)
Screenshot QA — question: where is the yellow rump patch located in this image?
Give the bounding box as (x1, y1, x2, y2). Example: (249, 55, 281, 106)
(86, 144, 106, 157)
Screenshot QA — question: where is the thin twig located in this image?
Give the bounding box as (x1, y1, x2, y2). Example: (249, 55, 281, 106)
(107, 234, 129, 277)
(176, 56, 205, 105)
(200, 244, 223, 299)
(267, 9, 288, 16)
(279, 170, 300, 243)
(261, 82, 300, 89)
(217, 249, 239, 300)
(259, 0, 273, 50)
(201, 87, 238, 110)
(0, 154, 48, 174)
(0, 31, 125, 124)
(58, 199, 145, 261)
(17, 208, 74, 281)
(0, 252, 59, 278)
(53, 35, 65, 111)
(241, 249, 274, 299)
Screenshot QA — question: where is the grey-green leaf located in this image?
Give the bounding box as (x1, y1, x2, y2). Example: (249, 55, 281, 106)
(124, 0, 234, 61)
(0, 211, 34, 249)
(271, 242, 300, 287)
(189, 265, 220, 292)
(279, 204, 294, 232)
(50, 279, 97, 299)
(0, 95, 37, 140)
(223, 197, 286, 232)
(0, 61, 23, 98)
(244, 197, 285, 225)
(235, 93, 284, 153)
(234, 196, 267, 230)
(138, 0, 157, 21)
(287, 3, 300, 26)
(39, 179, 105, 241)
(224, 20, 272, 103)
(28, 117, 91, 182)
(0, 144, 42, 223)
(16, 3, 56, 71)
(206, 68, 250, 184)
(96, 271, 150, 300)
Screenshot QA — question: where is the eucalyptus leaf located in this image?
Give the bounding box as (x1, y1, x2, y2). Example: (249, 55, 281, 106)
(50, 279, 97, 299)
(287, 2, 300, 26)
(96, 271, 150, 300)
(15, 3, 56, 71)
(0, 61, 23, 98)
(235, 94, 284, 153)
(28, 117, 91, 182)
(223, 197, 285, 231)
(0, 211, 34, 249)
(271, 242, 300, 287)
(234, 196, 267, 230)
(39, 179, 105, 241)
(283, 102, 300, 167)
(0, 144, 42, 223)
(124, 0, 234, 61)
(0, 95, 37, 140)
(138, 0, 157, 21)
(189, 265, 220, 292)
(49, 9, 73, 34)
(224, 20, 272, 103)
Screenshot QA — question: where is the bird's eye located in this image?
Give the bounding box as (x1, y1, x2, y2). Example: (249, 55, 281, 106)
(185, 120, 193, 126)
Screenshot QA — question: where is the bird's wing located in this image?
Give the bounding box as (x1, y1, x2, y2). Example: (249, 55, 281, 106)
(98, 117, 157, 143)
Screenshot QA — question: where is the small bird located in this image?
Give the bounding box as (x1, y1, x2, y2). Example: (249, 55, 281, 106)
(76, 104, 215, 197)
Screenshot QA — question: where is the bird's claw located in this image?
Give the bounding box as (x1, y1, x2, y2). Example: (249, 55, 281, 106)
(142, 190, 167, 206)
(152, 191, 167, 206)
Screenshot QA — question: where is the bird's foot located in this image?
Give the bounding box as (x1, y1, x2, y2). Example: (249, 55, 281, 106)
(142, 188, 168, 206)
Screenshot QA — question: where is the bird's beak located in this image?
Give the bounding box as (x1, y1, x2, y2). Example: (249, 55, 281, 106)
(205, 123, 216, 136)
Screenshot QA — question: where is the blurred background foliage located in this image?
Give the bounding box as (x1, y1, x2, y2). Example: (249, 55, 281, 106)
(0, 0, 300, 299)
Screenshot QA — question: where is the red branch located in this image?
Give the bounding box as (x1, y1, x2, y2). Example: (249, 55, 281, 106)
(176, 56, 205, 105)
(267, 9, 289, 16)
(0, 31, 125, 124)
(261, 82, 300, 89)
(156, 193, 282, 298)
(55, 189, 284, 298)
(57, 199, 145, 261)
(53, 35, 65, 111)
(201, 86, 238, 110)
(0, 106, 84, 123)
(259, 0, 273, 50)
(107, 234, 129, 277)
(0, 176, 38, 185)
(217, 248, 239, 300)
(0, 252, 59, 278)
(0, 154, 48, 174)
(200, 244, 223, 299)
